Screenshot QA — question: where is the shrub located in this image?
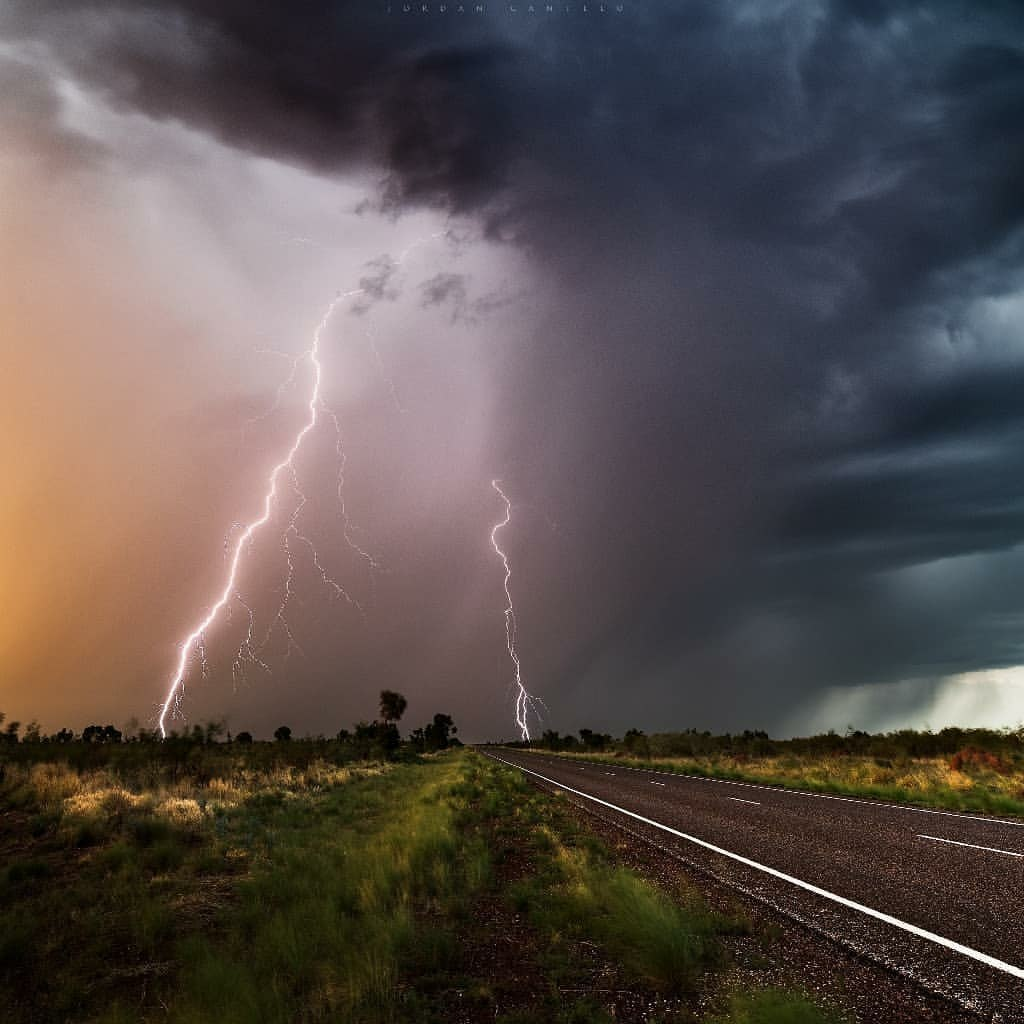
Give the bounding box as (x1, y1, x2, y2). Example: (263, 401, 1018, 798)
(950, 747, 1013, 775)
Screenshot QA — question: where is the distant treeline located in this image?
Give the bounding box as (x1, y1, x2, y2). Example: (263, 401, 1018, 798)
(0, 692, 459, 773)
(504, 725, 1024, 761)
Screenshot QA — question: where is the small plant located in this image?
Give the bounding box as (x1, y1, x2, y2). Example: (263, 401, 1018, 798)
(715, 989, 841, 1023)
(144, 837, 185, 873)
(950, 747, 1013, 775)
(3, 859, 50, 886)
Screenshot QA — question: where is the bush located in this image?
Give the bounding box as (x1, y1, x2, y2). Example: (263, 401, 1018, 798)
(950, 747, 1013, 775)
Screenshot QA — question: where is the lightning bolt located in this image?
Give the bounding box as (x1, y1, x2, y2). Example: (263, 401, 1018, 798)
(157, 233, 448, 737)
(157, 289, 362, 736)
(490, 479, 541, 742)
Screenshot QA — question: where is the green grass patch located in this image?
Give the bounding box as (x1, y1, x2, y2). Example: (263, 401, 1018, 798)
(713, 990, 843, 1023)
(164, 753, 491, 1024)
(508, 821, 728, 993)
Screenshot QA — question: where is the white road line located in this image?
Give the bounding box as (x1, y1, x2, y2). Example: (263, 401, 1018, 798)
(917, 835, 1023, 858)
(651, 781, 666, 786)
(728, 797, 761, 806)
(529, 753, 1024, 828)
(486, 753, 1024, 981)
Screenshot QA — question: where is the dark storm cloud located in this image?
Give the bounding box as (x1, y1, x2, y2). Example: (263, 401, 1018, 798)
(420, 272, 468, 322)
(779, 363, 1024, 561)
(1, 1, 519, 209)
(352, 255, 400, 315)
(9, 0, 1024, 731)
(420, 272, 516, 324)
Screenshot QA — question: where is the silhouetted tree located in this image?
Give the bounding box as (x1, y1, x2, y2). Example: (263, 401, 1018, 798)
(54, 728, 75, 743)
(235, 731, 253, 745)
(350, 720, 400, 759)
(205, 720, 227, 744)
(4, 720, 21, 744)
(541, 729, 562, 751)
(423, 713, 457, 751)
(578, 728, 611, 751)
(622, 728, 650, 757)
(379, 690, 408, 726)
(274, 725, 292, 742)
(82, 724, 122, 744)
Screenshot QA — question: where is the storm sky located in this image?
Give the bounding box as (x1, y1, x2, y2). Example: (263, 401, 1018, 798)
(3, 1, 1024, 740)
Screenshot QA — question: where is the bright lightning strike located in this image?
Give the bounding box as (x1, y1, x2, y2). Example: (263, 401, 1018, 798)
(157, 233, 448, 737)
(490, 479, 541, 741)
(157, 289, 361, 737)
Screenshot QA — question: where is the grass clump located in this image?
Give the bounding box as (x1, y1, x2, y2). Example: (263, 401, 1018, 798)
(598, 869, 726, 986)
(715, 990, 842, 1023)
(523, 842, 727, 993)
(3, 859, 51, 886)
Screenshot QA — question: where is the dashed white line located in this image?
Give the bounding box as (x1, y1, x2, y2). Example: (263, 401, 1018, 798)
(917, 835, 1023, 858)
(487, 752, 1024, 981)
(651, 781, 666, 786)
(728, 797, 761, 806)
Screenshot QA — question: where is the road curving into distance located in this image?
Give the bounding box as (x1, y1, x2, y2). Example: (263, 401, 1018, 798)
(480, 747, 1024, 1022)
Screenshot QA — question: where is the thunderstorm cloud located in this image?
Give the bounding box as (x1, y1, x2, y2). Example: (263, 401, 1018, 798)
(3, 1, 1024, 737)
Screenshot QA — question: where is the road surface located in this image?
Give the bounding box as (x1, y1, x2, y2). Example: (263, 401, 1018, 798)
(481, 748, 1024, 1022)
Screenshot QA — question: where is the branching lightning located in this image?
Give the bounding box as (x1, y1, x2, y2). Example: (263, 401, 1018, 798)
(157, 233, 447, 737)
(157, 289, 361, 736)
(490, 479, 541, 741)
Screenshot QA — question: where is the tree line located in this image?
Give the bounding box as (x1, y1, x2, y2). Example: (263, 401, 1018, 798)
(0, 692, 458, 760)
(506, 724, 1024, 760)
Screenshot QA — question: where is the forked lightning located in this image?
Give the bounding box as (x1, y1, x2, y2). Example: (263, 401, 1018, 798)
(490, 479, 541, 740)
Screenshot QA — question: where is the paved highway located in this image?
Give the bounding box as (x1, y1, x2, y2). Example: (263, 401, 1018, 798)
(481, 748, 1024, 1022)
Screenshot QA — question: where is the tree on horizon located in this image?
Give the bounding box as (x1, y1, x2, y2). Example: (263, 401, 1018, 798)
(379, 690, 408, 726)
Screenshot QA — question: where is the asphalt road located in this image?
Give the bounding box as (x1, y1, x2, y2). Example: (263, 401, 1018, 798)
(481, 748, 1024, 1022)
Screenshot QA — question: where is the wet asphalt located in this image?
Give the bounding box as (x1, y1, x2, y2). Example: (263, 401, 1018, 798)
(481, 748, 1024, 1023)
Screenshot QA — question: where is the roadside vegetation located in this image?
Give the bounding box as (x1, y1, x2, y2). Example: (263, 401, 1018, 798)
(2, 704, 844, 1023)
(511, 726, 1024, 817)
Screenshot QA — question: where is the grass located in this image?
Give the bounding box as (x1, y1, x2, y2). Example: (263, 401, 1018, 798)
(712, 991, 843, 1024)
(2, 745, 843, 1023)
(466, 755, 839, 1022)
(508, 826, 728, 992)
(161, 757, 490, 1024)
(0, 751, 396, 1022)
(537, 749, 1024, 817)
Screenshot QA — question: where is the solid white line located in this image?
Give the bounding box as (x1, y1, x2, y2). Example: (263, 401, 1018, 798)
(534, 753, 1024, 828)
(917, 835, 1023, 858)
(486, 753, 1024, 981)
(728, 797, 761, 806)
